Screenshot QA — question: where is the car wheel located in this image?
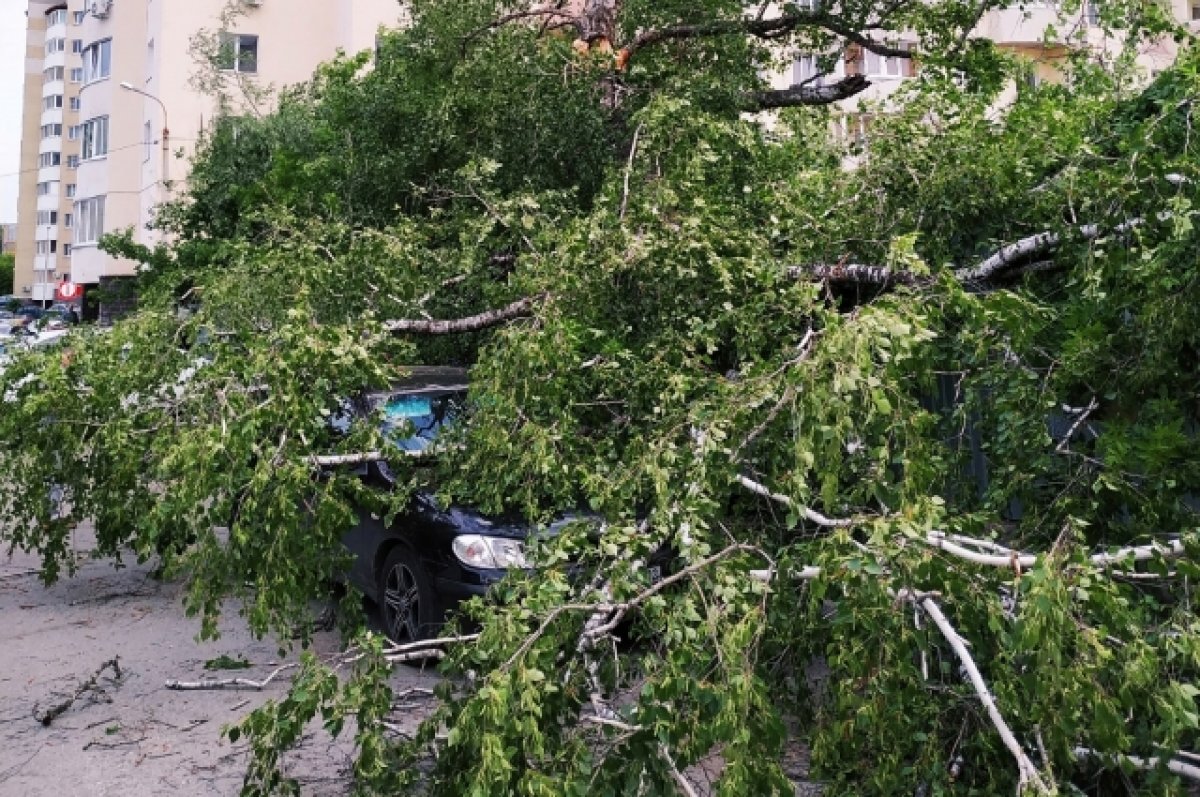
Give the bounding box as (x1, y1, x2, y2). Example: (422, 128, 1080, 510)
(378, 546, 439, 643)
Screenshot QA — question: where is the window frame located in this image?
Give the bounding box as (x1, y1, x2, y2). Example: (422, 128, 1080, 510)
(218, 33, 259, 74)
(81, 39, 113, 85)
(81, 116, 110, 161)
(74, 197, 106, 246)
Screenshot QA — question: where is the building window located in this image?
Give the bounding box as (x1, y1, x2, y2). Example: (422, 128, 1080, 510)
(63, 243, 72, 258)
(70, 67, 83, 83)
(70, 97, 81, 111)
(81, 118, 106, 157)
(81, 116, 109, 160)
(38, 152, 62, 168)
(41, 123, 64, 139)
(36, 181, 58, 197)
(856, 44, 914, 78)
(43, 66, 65, 82)
(75, 197, 106, 245)
(793, 54, 843, 87)
(1191, 2, 1199, 19)
(43, 95, 64, 111)
(64, 213, 73, 229)
(47, 9, 68, 26)
(36, 211, 58, 226)
(65, 184, 76, 198)
(73, 10, 85, 24)
(46, 37, 65, 55)
(67, 155, 80, 168)
(81, 39, 113, 84)
(72, 39, 83, 54)
(218, 33, 259, 73)
(35, 240, 58, 255)
(68, 124, 80, 140)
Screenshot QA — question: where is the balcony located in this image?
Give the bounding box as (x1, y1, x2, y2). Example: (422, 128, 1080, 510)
(32, 283, 58, 302)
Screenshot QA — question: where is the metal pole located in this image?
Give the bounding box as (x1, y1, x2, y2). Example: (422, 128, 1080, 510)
(119, 82, 170, 194)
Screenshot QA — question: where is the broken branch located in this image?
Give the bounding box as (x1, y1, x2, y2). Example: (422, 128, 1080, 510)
(165, 663, 296, 691)
(35, 657, 123, 726)
(910, 595, 1050, 793)
(1074, 746, 1200, 783)
(750, 75, 872, 109)
(786, 262, 927, 287)
(625, 13, 913, 60)
(384, 294, 543, 335)
(735, 473, 856, 527)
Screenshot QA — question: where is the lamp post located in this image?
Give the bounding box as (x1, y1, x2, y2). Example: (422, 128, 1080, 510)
(118, 81, 170, 194)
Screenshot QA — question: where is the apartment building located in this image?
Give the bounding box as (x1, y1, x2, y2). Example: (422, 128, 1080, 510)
(774, 0, 1200, 142)
(13, 0, 403, 312)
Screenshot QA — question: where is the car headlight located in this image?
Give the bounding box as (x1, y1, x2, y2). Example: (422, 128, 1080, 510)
(452, 535, 530, 569)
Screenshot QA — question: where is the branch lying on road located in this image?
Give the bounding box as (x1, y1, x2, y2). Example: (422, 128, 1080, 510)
(165, 663, 296, 691)
(34, 657, 124, 726)
(384, 294, 543, 335)
(338, 633, 482, 666)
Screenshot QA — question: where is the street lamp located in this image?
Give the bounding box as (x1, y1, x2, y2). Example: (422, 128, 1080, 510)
(119, 81, 170, 191)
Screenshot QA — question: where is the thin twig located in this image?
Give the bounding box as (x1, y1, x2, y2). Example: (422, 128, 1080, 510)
(619, 124, 643, 221)
(1056, 397, 1099, 453)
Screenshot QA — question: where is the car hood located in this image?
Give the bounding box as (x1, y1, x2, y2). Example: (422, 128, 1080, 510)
(440, 503, 601, 541)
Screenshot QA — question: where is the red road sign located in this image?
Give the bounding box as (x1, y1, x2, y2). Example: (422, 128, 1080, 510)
(55, 281, 81, 301)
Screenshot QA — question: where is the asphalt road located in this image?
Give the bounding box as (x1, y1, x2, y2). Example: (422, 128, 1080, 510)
(0, 524, 437, 796)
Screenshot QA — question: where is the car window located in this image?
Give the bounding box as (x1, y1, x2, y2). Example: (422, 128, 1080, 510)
(379, 391, 464, 451)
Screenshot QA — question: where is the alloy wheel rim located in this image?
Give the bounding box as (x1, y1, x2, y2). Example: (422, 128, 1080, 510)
(384, 562, 421, 641)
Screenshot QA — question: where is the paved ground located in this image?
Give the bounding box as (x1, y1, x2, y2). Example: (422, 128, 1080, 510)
(1, 525, 824, 796)
(0, 526, 438, 796)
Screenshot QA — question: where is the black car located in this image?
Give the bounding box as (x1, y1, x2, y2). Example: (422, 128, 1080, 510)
(337, 367, 597, 642)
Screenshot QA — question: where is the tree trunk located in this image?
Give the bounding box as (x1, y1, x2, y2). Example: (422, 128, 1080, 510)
(579, 0, 620, 43)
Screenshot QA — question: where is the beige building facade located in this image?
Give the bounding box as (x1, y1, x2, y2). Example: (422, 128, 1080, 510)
(772, 1, 1200, 140)
(14, 0, 404, 307)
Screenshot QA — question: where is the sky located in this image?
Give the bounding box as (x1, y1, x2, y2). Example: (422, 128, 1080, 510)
(1, 0, 27, 224)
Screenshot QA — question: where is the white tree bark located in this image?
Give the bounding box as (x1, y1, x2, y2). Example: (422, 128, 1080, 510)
(916, 596, 1050, 793)
(1074, 747, 1200, 783)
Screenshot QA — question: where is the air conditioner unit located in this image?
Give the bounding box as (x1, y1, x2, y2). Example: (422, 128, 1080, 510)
(91, 0, 113, 18)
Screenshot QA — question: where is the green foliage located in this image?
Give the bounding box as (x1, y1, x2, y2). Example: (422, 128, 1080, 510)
(4, 1, 1200, 795)
(0, 252, 13, 296)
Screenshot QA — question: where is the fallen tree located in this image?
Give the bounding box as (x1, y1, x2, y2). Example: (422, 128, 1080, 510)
(3, 0, 1200, 794)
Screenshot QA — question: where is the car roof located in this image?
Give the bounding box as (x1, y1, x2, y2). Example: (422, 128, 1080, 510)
(370, 366, 469, 397)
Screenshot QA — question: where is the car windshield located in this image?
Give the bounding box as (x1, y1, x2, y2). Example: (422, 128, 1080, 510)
(378, 391, 464, 452)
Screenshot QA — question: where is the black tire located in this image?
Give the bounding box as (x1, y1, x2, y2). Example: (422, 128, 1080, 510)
(378, 546, 441, 643)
